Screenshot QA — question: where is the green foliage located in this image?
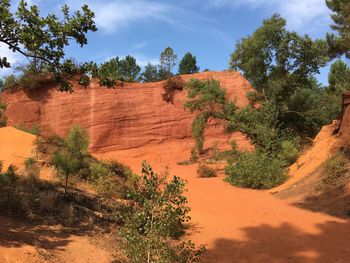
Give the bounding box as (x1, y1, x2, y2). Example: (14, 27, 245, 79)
(162, 76, 185, 103)
(52, 125, 89, 194)
(320, 151, 349, 188)
(0, 0, 97, 92)
(326, 0, 350, 58)
(328, 59, 350, 95)
(184, 78, 226, 113)
(225, 151, 287, 189)
(229, 14, 338, 140)
(119, 161, 204, 263)
(191, 114, 209, 154)
(178, 52, 199, 75)
(277, 140, 299, 165)
(230, 14, 329, 93)
(159, 47, 178, 80)
(197, 164, 216, 178)
(141, 63, 160, 82)
(98, 57, 122, 88)
(120, 55, 141, 82)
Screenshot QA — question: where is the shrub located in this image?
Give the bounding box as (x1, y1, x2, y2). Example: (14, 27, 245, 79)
(320, 152, 349, 188)
(162, 76, 185, 103)
(277, 140, 299, 165)
(225, 151, 287, 189)
(119, 161, 204, 263)
(0, 118, 7, 128)
(52, 125, 89, 194)
(197, 164, 217, 178)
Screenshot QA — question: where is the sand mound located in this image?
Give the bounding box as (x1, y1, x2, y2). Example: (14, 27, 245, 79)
(0, 127, 36, 170)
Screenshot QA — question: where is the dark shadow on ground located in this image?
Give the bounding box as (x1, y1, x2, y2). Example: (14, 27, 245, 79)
(0, 216, 76, 251)
(293, 185, 350, 218)
(202, 220, 350, 263)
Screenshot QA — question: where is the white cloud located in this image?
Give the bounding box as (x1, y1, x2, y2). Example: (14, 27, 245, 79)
(0, 44, 24, 77)
(207, 0, 331, 34)
(65, 0, 179, 34)
(133, 41, 148, 51)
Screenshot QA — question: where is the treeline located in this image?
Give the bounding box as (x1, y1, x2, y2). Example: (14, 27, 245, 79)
(0, 47, 200, 92)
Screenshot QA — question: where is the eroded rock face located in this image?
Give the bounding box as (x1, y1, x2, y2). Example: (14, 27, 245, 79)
(2, 71, 254, 152)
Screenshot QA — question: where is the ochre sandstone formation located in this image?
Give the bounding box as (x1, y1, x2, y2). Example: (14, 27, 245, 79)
(2, 71, 254, 153)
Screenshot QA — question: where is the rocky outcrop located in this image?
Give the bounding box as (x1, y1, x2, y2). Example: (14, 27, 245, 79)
(2, 71, 254, 153)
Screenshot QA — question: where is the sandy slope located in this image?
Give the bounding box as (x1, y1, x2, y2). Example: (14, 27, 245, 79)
(0, 127, 36, 170)
(97, 139, 350, 263)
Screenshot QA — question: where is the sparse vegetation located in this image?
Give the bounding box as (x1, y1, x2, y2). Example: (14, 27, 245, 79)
(320, 152, 349, 188)
(14, 124, 41, 135)
(197, 164, 217, 178)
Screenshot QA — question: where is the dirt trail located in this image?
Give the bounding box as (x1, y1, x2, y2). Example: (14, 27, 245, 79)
(97, 139, 350, 263)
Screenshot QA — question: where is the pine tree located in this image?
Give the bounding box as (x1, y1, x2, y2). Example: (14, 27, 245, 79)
(159, 47, 177, 80)
(178, 52, 199, 75)
(140, 63, 159, 82)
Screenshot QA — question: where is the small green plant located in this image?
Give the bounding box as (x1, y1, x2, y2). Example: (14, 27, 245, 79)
(277, 140, 299, 165)
(320, 152, 349, 188)
(52, 125, 89, 195)
(119, 161, 204, 263)
(197, 164, 217, 178)
(225, 151, 287, 189)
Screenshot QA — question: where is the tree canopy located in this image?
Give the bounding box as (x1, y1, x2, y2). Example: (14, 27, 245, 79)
(159, 47, 177, 80)
(326, 0, 350, 58)
(178, 52, 199, 75)
(0, 0, 97, 91)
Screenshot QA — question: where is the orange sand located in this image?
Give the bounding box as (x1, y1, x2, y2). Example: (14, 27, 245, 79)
(0, 127, 36, 170)
(96, 138, 350, 263)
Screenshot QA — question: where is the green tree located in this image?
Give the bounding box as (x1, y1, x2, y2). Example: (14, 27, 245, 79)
(184, 79, 226, 153)
(326, 0, 350, 58)
(52, 125, 89, 194)
(178, 52, 199, 75)
(0, 0, 97, 91)
(120, 55, 141, 82)
(230, 14, 331, 137)
(141, 63, 159, 82)
(98, 57, 122, 88)
(328, 59, 350, 94)
(119, 161, 204, 263)
(159, 47, 177, 80)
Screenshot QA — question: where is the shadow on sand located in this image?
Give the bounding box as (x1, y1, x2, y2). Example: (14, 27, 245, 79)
(202, 220, 350, 263)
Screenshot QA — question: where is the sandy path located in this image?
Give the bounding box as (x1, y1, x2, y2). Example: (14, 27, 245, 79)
(97, 139, 350, 263)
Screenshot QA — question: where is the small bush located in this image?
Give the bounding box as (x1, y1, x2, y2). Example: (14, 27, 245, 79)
(277, 140, 299, 165)
(162, 76, 185, 103)
(0, 101, 6, 110)
(119, 161, 204, 263)
(320, 152, 349, 188)
(225, 151, 287, 189)
(197, 164, 217, 178)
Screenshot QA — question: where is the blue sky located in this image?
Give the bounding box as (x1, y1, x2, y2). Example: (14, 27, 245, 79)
(0, 0, 343, 85)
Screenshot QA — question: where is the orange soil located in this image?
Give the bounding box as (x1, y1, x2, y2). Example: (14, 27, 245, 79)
(1, 128, 350, 262)
(0, 127, 36, 170)
(96, 138, 350, 263)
